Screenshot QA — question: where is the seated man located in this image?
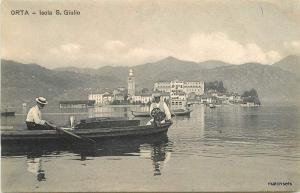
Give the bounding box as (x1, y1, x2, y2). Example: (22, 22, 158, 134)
(26, 97, 52, 130)
(147, 93, 172, 125)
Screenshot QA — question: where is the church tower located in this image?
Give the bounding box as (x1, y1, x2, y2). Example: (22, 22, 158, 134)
(128, 69, 135, 97)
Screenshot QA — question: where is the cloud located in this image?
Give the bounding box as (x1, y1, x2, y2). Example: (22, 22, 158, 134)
(184, 32, 281, 64)
(284, 41, 300, 49)
(99, 40, 171, 65)
(103, 40, 127, 52)
(47, 41, 170, 67)
(125, 48, 171, 64)
(60, 44, 81, 54)
(49, 43, 81, 56)
(46, 35, 283, 68)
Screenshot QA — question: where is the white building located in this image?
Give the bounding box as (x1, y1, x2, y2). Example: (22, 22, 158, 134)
(154, 80, 204, 96)
(88, 92, 114, 105)
(183, 81, 204, 96)
(170, 91, 187, 110)
(154, 81, 171, 93)
(132, 93, 152, 104)
(88, 93, 103, 105)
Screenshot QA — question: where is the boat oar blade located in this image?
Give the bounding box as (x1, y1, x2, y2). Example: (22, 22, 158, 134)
(47, 122, 96, 143)
(79, 135, 96, 143)
(56, 127, 82, 139)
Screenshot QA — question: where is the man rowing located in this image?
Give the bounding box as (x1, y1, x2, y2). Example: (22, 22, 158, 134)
(147, 93, 172, 125)
(26, 97, 52, 130)
(25, 97, 95, 142)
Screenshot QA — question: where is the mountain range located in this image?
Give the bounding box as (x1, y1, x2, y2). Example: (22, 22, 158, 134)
(273, 55, 300, 77)
(1, 55, 300, 106)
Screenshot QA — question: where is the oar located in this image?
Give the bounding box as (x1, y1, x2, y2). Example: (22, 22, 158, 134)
(46, 122, 96, 143)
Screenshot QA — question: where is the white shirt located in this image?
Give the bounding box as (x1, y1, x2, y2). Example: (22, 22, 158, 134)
(26, 105, 46, 125)
(149, 101, 172, 120)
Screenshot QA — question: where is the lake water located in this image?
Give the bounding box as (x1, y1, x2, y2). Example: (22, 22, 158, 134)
(1, 104, 300, 192)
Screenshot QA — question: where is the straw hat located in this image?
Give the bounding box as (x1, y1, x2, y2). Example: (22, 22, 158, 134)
(36, 97, 48, 105)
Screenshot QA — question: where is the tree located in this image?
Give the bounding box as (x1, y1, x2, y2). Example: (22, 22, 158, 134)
(242, 88, 261, 105)
(204, 81, 227, 93)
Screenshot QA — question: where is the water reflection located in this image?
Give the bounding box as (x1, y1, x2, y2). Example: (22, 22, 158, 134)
(88, 106, 129, 118)
(151, 142, 171, 176)
(27, 157, 46, 182)
(2, 134, 173, 178)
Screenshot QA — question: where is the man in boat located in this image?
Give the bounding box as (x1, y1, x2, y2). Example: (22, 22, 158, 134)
(147, 93, 172, 125)
(26, 97, 52, 130)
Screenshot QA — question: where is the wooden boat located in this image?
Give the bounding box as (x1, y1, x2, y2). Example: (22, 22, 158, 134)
(131, 109, 192, 117)
(131, 111, 150, 117)
(172, 109, 192, 116)
(1, 122, 172, 142)
(1, 111, 15, 116)
(75, 117, 140, 129)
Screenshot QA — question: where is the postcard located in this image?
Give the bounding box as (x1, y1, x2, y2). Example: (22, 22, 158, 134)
(1, 0, 299, 192)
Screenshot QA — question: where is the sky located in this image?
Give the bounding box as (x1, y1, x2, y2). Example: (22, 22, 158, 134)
(1, 0, 300, 68)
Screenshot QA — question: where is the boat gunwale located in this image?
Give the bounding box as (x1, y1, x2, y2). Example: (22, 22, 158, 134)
(1, 123, 172, 139)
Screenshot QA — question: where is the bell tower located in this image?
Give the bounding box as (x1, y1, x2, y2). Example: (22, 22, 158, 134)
(128, 69, 135, 97)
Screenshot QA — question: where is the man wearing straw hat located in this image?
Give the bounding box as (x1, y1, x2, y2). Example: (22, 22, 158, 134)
(147, 93, 172, 125)
(26, 97, 52, 130)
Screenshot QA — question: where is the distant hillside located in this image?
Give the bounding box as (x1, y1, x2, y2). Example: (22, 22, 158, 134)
(132, 60, 300, 103)
(55, 57, 230, 74)
(2, 56, 300, 106)
(1, 60, 125, 106)
(273, 55, 300, 77)
(198, 60, 233, 69)
(55, 66, 98, 75)
(195, 63, 300, 103)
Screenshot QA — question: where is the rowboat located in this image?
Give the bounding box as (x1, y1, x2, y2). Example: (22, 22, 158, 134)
(1, 122, 172, 142)
(131, 111, 150, 117)
(172, 109, 192, 116)
(131, 109, 192, 117)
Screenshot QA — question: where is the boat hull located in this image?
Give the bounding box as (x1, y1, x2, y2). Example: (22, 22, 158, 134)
(75, 117, 140, 129)
(1, 123, 172, 142)
(131, 110, 192, 117)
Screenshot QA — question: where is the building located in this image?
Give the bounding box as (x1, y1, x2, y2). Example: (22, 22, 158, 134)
(132, 91, 171, 104)
(170, 90, 187, 109)
(154, 80, 204, 96)
(128, 69, 136, 97)
(114, 93, 125, 101)
(183, 81, 205, 96)
(59, 100, 95, 108)
(113, 88, 125, 101)
(102, 93, 114, 104)
(88, 92, 114, 105)
(154, 81, 171, 93)
(132, 93, 152, 104)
